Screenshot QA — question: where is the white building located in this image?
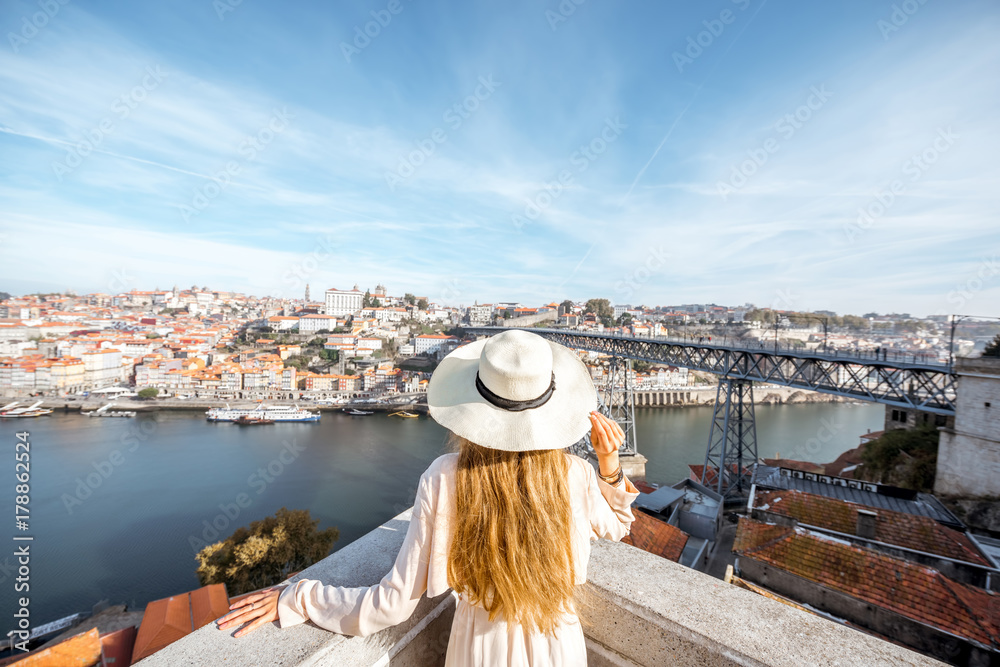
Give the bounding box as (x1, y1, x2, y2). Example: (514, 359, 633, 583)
(324, 286, 364, 318)
(468, 304, 493, 325)
(81, 349, 124, 388)
(413, 334, 459, 356)
(298, 314, 340, 334)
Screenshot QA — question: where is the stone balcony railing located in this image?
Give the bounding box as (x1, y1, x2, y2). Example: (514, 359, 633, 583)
(136, 509, 945, 666)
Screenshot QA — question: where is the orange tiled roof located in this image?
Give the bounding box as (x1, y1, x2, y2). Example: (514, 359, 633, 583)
(622, 511, 688, 562)
(754, 488, 990, 566)
(733, 517, 1000, 650)
(131, 584, 229, 662)
(99, 626, 136, 666)
(761, 459, 824, 473)
(0, 627, 102, 666)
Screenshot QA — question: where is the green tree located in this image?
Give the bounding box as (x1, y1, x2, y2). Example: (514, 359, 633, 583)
(417, 298, 429, 311)
(616, 313, 633, 326)
(984, 333, 1000, 358)
(363, 290, 372, 308)
(195, 508, 338, 595)
(860, 425, 939, 491)
(585, 298, 613, 319)
(137, 387, 159, 399)
(404, 293, 416, 305)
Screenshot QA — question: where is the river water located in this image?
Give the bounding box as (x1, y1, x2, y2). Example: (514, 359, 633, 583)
(0, 402, 882, 625)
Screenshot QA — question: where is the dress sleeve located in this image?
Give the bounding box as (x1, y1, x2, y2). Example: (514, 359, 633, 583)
(586, 462, 640, 542)
(276, 471, 434, 637)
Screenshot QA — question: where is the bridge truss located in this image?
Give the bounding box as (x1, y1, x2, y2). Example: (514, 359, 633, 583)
(466, 327, 957, 498)
(465, 328, 957, 415)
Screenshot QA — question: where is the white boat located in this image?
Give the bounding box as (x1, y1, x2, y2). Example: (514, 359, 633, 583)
(0, 400, 53, 418)
(206, 403, 320, 423)
(83, 402, 136, 418)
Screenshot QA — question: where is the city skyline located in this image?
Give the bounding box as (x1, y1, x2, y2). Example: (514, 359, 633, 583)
(1, 0, 999, 317)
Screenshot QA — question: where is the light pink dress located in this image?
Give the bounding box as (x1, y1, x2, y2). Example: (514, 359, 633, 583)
(276, 452, 640, 666)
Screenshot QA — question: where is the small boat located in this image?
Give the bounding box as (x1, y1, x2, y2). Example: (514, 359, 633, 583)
(343, 408, 374, 416)
(83, 402, 136, 418)
(236, 415, 274, 425)
(388, 411, 418, 418)
(0, 400, 54, 418)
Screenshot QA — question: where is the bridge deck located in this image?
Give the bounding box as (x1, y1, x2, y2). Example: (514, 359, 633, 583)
(464, 327, 957, 415)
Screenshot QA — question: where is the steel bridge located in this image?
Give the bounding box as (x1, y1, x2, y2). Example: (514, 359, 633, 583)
(464, 327, 958, 498)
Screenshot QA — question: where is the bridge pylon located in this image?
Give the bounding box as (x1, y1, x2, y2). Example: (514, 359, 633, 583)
(702, 377, 758, 500)
(570, 355, 640, 461)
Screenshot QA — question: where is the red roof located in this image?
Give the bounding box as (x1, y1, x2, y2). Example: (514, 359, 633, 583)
(100, 626, 137, 666)
(622, 511, 688, 562)
(754, 488, 990, 566)
(131, 584, 229, 663)
(734, 518, 1000, 650)
(0, 628, 102, 666)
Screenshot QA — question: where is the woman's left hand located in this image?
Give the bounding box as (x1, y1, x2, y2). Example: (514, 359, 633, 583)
(216, 585, 287, 637)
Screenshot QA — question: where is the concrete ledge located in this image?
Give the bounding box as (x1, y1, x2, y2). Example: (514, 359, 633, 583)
(135, 509, 455, 667)
(137, 509, 947, 666)
(581, 539, 946, 666)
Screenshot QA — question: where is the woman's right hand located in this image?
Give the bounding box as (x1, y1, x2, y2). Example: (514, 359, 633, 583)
(589, 411, 624, 477)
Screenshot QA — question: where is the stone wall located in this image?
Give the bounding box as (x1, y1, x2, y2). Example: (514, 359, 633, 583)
(935, 357, 1000, 498)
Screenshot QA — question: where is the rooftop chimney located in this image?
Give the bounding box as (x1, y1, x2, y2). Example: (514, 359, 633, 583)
(856, 509, 877, 539)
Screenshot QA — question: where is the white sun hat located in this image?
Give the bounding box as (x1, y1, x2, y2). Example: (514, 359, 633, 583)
(427, 329, 598, 452)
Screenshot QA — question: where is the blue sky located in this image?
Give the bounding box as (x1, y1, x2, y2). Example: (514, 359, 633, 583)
(1, 0, 998, 317)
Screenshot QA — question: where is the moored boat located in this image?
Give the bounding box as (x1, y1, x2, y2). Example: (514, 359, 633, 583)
(206, 403, 320, 423)
(0, 401, 53, 418)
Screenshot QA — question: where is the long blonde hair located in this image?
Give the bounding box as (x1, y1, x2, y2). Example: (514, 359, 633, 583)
(446, 434, 576, 636)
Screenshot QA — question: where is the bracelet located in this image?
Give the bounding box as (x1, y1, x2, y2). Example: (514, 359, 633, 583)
(599, 464, 624, 486)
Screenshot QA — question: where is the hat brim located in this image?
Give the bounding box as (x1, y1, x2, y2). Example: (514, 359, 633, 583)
(427, 336, 598, 451)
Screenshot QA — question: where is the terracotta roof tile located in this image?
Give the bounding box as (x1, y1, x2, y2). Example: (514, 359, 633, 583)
(99, 625, 137, 666)
(734, 517, 1000, 650)
(131, 584, 228, 662)
(754, 488, 990, 565)
(622, 511, 688, 562)
(2, 628, 102, 666)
